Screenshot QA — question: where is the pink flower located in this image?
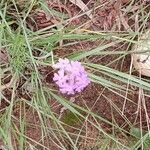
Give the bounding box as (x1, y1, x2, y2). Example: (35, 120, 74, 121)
(53, 58, 90, 95)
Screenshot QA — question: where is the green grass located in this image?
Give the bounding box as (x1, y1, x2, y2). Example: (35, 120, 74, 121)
(0, 0, 150, 149)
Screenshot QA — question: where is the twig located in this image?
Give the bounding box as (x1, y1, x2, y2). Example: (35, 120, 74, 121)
(0, 74, 17, 91)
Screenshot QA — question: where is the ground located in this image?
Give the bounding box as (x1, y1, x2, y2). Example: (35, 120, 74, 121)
(0, 0, 150, 149)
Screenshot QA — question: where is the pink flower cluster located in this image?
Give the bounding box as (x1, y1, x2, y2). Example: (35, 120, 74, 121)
(53, 58, 90, 95)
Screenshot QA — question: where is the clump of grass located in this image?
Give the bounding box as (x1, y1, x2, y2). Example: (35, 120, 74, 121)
(130, 127, 150, 150)
(0, 0, 150, 149)
(8, 32, 28, 72)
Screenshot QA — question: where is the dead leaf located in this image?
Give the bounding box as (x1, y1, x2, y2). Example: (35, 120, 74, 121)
(69, 0, 92, 19)
(0, 49, 8, 62)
